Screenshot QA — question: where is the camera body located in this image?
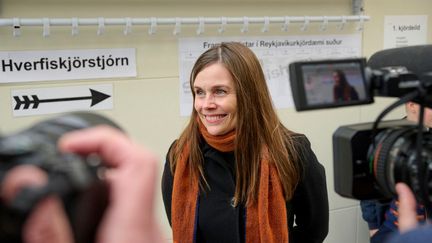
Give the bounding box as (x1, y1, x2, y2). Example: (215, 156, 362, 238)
(289, 45, 432, 205)
(0, 112, 121, 243)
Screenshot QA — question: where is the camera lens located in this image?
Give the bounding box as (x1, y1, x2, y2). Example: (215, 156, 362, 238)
(368, 126, 432, 204)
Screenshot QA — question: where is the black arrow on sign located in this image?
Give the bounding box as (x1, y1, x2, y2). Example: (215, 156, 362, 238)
(13, 89, 111, 110)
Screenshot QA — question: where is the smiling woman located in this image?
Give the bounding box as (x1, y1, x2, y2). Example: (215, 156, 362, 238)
(161, 42, 329, 243)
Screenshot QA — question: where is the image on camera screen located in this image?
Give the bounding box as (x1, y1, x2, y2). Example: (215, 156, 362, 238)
(300, 61, 368, 107)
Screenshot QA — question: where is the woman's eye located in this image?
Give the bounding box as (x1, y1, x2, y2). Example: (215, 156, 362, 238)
(195, 90, 204, 96)
(215, 89, 227, 95)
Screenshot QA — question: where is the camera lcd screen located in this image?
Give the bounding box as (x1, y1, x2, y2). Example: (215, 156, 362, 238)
(289, 58, 373, 111)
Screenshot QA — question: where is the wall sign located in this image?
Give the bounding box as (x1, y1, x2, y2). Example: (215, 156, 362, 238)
(11, 84, 113, 117)
(383, 15, 428, 49)
(0, 48, 136, 83)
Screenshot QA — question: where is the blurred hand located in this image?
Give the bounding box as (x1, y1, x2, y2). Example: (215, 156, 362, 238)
(1, 165, 74, 243)
(1, 125, 164, 243)
(59, 125, 164, 243)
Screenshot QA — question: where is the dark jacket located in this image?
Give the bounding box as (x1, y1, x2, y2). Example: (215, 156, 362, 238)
(161, 135, 329, 243)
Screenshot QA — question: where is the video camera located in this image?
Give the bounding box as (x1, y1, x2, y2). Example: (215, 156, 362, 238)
(0, 112, 121, 243)
(289, 45, 432, 207)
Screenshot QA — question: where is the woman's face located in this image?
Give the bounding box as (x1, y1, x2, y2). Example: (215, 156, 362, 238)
(193, 63, 237, 136)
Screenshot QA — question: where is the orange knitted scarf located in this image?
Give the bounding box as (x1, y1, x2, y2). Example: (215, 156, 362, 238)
(171, 120, 288, 243)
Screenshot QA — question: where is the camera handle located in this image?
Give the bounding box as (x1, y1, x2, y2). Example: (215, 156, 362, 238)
(370, 90, 420, 148)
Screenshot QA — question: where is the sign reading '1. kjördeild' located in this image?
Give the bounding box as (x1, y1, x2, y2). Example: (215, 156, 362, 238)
(0, 48, 137, 83)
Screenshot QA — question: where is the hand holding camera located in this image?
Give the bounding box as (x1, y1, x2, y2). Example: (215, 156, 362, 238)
(0, 113, 163, 243)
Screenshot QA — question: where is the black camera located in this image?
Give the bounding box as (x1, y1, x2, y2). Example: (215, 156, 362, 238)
(289, 45, 432, 207)
(0, 112, 121, 243)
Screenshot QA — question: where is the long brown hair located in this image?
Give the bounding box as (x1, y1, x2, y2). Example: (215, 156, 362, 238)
(169, 42, 302, 205)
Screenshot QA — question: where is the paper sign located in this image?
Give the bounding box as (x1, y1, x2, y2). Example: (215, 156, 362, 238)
(383, 15, 428, 49)
(178, 34, 362, 116)
(0, 48, 136, 83)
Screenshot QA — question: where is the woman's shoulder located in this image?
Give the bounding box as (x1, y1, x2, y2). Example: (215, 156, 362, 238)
(165, 140, 178, 166)
(285, 132, 322, 170)
(287, 132, 311, 150)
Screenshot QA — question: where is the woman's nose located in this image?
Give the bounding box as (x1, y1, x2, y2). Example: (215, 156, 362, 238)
(203, 94, 216, 109)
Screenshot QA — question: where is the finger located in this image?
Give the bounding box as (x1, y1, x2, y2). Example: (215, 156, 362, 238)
(1, 165, 47, 203)
(395, 182, 418, 233)
(369, 229, 378, 237)
(58, 125, 135, 168)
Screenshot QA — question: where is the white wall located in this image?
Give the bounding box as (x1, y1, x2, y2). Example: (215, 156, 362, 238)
(0, 0, 431, 242)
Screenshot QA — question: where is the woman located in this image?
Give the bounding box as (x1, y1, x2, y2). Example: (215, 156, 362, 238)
(332, 69, 359, 102)
(162, 42, 328, 243)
